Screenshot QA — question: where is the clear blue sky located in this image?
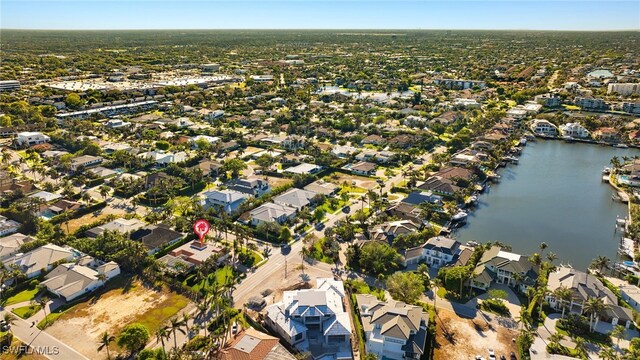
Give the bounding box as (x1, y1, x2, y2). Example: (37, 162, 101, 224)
(2, 1, 639, 30)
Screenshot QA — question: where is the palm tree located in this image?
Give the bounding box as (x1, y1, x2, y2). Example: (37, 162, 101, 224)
(98, 185, 111, 201)
(539, 242, 548, 255)
(182, 313, 191, 338)
(599, 346, 619, 360)
(548, 332, 565, 348)
(97, 331, 115, 360)
(611, 324, 626, 348)
(36, 296, 49, 327)
(590, 256, 611, 275)
(546, 252, 558, 263)
(96, 273, 107, 287)
(3, 313, 16, 327)
(552, 286, 572, 318)
(583, 297, 607, 332)
(165, 316, 186, 350)
(156, 327, 169, 357)
(299, 246, 310, 274)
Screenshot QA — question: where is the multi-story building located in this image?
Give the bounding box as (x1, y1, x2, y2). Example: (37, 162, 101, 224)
(403, 236, 461, 268)
(265, 278, 352, 359)
(70, 155, 104, 171)
(621, 102, 640, 115)
(574, 97, 609, 111)
(227, 177, 271, 197)
(0, 216, 21, 237)
(559, 122, 590, 138)
(470, 246, 538, 292)
(433, 79, 486, 90)
(356, 294, 429, 360)
(202, 189, 249, 214)
(535, 93, 562, 107)
(0, 80, 20, 92)
(607, 83, 640, 96)
(16, 132, 50, 147)
(530, 119, 558, 136)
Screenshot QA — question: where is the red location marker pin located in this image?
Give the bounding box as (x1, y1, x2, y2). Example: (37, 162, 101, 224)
(193, 219, 211, 246)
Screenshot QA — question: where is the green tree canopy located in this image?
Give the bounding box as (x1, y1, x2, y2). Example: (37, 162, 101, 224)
(117, 323, 150, 353)
(386, 271, 425, 304)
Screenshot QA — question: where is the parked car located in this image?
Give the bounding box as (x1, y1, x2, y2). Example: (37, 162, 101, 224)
(315, 223, 325, 231)
(232, 322, 238, 334)
(510, 352, 517, 360)
(488, 349, 496, 360)
(342, 206, 350, 213)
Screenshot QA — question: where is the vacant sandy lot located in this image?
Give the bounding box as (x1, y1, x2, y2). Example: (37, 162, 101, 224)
(47, 282, 189, 359)
(434, 310, 517, 360)
(264, 176, 293, 189)
(324, 172, 378, 190)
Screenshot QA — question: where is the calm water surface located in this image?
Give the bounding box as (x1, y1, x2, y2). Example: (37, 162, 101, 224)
(456, 140, 638, 270)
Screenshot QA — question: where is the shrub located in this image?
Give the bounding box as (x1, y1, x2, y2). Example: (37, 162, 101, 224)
(557, 313, 590, 336)
(480, 298, 510, 316)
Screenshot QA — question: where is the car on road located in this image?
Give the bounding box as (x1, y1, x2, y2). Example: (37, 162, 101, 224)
(342, 206, 350, 213)
(232, 322, 238, 334)
(475, 356, 486, 360)
(315, 223, 325, 231)
(376, 178, 384, 184)
(500, 355, 506, 360)
(293, 233, 301, 241)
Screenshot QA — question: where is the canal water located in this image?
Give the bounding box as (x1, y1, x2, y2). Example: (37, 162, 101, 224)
(455, 140, 639, 270)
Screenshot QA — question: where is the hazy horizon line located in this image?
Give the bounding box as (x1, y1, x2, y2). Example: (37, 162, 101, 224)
(2, 28, 639, 31)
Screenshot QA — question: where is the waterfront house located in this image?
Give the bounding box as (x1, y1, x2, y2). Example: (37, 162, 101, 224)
(385, 203, 425, 225)
(418, 176, 462, 196)
(530, 119, 558, 136)
(546, 267, 634, 328)
(619, 284, 640, 312)
(470, 246, 538, 292)
(265, 278, 352, 359)
(559, 122, 591, 138)
(401, 191, 443, 206)
(403, 236, 460, 268)
(355, 294, 429, 360)
(593, 127, 621, 143)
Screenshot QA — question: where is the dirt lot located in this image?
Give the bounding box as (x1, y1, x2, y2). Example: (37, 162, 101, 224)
(264, 176, 293, 189)
(47, 281, 189, 359)
(323, 172, 378, 190)
(63, 202, 131, 234)
(434, 310, 517, 360)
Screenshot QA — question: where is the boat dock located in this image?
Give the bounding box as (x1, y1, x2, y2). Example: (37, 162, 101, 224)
(602, 175, 610, 183)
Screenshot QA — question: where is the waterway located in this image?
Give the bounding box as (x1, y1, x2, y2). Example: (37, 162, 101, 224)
(455, 140, 639, 270)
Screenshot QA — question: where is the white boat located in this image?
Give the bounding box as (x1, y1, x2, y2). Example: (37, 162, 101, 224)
(466, 241, 480, 247)
(614, 144, 629, 148)
(603, 167, 611, 174)
(468, 195, 478, 203)
(519, 138, 527, 146)
(452, 211, 468, 222)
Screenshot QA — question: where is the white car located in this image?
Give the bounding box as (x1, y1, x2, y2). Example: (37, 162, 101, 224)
(488, 349, 496, 360)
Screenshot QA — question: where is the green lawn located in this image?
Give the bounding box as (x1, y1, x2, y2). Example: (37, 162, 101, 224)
(187, 266, 236, 293)
(12, 304, 41, 319)
(318, 198, 349, 214)
(4, 287, 41, 306)
(237, 249, 264, 268)
(340, 185, 366, 194)
(308, 238, 334, 264)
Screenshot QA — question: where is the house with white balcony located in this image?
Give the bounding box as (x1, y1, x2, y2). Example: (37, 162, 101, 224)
(265, 278, 352, 359)
(559, 122, 590, 139)
(470, 246, 538, 292)
(403, 236, 460, 268)
(16, 132, 50, 147)
(530, 119, 558, 137)
(356, 294, 429, 360)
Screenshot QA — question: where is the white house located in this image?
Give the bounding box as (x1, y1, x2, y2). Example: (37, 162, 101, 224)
(265, 278, 352, 359)
(41, 256, 120, 302)
(0, 216, 21, 237)
(273, 188, 318, 211)
(0, 233, 34, 261)
(559, 122, 590, 138)
(619, 284, 640, 312)
(249, 202, 297, 226)
(202, 189, 248, 214)
(530, 119, 558, 136)
(3, 244, 77, 280)
(105, 119, 131, 129)
(403, 236, 460, 268)
(138, 150, 187, 165)
(70, 155, 104, 171)
(16, 132, 50, 147)
(356, 294, 429, 360)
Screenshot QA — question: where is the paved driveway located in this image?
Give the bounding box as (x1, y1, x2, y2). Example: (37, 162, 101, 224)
(465, 283, 522, 316)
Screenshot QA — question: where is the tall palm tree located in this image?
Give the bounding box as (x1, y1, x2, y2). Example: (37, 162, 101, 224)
(299, 246, 310, 274)
(182, 313, 191, 339)
(553, 286, 572, 318)
(538, 242, 548, 255)
(156, 327, 169, 358)
(583, 297, 607, 332)
(611, 324, 626, 348)
(36, 296, 49, 327)
(546, 252, 558, 263)
(574, 337, 588, 358)
(97, 331, 115, 360)
(590, 256, 611, 275)
(3, 313, 16, 327)
(165, 316, 186, 350)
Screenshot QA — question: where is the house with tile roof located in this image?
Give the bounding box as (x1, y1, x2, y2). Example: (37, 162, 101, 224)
(202, 189, 249, 214)
(470, 246, 538, 292)
(41, 256, 120, 302)
(249, 202, 297, 226)
(356, 294, 429, 360)
(546, 267, 635, 329)
(265, 278, 352, 359)
(403, 236, 461, 268)
(0, 233, 35, 261)
(220, 327, 296, 360)
(3, 244, 78, 280)
(273, 188, 319, 211)
(369, 220, 420, 244)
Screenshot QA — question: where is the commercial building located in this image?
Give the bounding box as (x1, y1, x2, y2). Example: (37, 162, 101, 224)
(0, 80, 20, 92)
(607, 83, 640, 96)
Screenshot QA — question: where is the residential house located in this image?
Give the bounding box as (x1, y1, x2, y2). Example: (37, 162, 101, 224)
(265, 278, 352, 359)
(283, 135, 306, 150)
(144, 171, 173, 189)
(139, 150, 187, 165)
(403, 236, 460, 268)
(220, 327, 296, 360)
(418, 176, 462, 196)
(470, 246, 538, 292)
(160, 241, 229, 269)
(70, 155, 104, 171)
(3, 244, 77, 279)
(191, 160, 223, 178)
(130, 223, 184, 254)
(0, 216, 21, 237)
(227, 177, 271, 197)
(535, 93, 562, 107)
(190, 135, 220, 147)
(448, 149, 488, 167)
(285, 163, 322, 175)
(385, 203, 424, 225)
(42, 257, 120, 302)
(401, 191, 443, 206)
(16, 132, 50, 147)
(593, 127, 621, 143)
(29, 190, 62, 203)
(369, 220, 420, 244)
(0, 233, 35, 261)
(361, 134, 386, 146)
(249, 202, 297, 226)
(105, 119, 131, 129)
(273, 188, 318, 211)
(346, 161, 377, 176)
(355, 149, 396, 164)
(388, 134, 416, 149)
(202, 189, 249, 214)
(331, 145, 360, 158)
(85, 218, 146, 238)
(304, 180, 339, 197)
(356, 294, 429, 360)
(619, 284, 640, 312)
(574, 97, 609, 111)
(559, 123, 591, 138)
(530, 119, 558, 136)
(546, 267, 634, 328)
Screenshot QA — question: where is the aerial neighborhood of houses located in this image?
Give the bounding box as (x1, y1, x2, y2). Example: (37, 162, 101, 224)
(0, 30, 639, 360)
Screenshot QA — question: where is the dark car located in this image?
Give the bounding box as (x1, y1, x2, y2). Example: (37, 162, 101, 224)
(342, 206, 350, 213)
(510, 352, 517, 360)
(315, 223, 325, 231)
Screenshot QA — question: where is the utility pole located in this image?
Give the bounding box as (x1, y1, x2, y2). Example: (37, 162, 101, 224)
(284, 255, 288, 278)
